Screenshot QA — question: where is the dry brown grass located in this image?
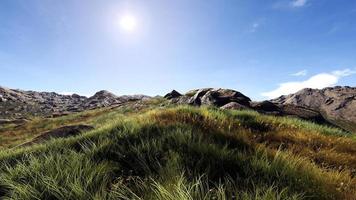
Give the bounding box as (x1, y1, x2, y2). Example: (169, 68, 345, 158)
(143, 107, 356, 198)
(0, 105, 355, 199)
(0, 108, 109, 149)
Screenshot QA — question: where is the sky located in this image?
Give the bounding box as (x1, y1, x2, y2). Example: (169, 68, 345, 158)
(0, 0, 355, 100)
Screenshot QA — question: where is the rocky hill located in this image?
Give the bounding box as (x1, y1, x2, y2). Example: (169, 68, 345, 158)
(1, 86, 355, 132)
(0, 86, 150, 119)
(0, 87, 355, 199)
(0, 100, 355, 199)
(164, 87, 355, 132)
(271, 86, 356, 132)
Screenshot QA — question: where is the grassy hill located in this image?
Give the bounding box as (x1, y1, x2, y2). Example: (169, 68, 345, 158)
(0, 98, 355, 200)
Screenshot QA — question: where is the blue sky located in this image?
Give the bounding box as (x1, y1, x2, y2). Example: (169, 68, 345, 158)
(0, 0, 355, 100)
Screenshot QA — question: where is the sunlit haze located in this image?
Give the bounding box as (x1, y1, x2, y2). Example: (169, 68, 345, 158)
(120, 14, 137, 32)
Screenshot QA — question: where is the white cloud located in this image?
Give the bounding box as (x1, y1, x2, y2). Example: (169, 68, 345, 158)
(261, 68, 356, 99)
(291, 69, 307, 76)
(291, 0, 308, 7)
(249, 23, 260, 33)
(273, 0, 309, 9)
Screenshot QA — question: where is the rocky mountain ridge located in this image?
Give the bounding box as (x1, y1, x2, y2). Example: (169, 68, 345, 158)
(164, 87, 355, 132)
(0, 86, 150, 119)
(1, 86, 355, 132)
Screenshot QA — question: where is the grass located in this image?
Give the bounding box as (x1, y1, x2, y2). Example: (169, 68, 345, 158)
(0, 98, 169, 149)
(0, 101, 355, 199)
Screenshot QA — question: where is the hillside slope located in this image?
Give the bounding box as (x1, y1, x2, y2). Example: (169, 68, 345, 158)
(0, 100, 355, 200)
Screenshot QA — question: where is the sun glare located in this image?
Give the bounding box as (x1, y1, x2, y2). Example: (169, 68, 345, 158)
(120, 14, 137, 32)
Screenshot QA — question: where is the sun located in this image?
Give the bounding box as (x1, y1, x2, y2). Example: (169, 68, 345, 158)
(120, 14, 137, 32)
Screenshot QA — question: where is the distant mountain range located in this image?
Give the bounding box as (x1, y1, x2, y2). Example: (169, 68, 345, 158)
(0, 86, 150, 119)
(0, 86, 355, 132)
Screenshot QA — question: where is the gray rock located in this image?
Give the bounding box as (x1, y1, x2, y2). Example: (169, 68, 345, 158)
(0, 86, 151, 119)
(171, 88, 251, 107)
(189, 88, 213, 105)
(251, 101, 281, 113)
(220, 102, 249, 110)
(164, 90, 182, 99)
(200, 88, 251, 107)
(0, 118, 28, 125)
(271, 86, 356, 132)
(280, 104, 329, 124)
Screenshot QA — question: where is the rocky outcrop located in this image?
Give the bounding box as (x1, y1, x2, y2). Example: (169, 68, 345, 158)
(165, 88, 337, 129)
(201, 88, 251, 107)
(0, 86, 150, 119)
(169, 88, 251, 107)
(271, 86, 356, 132)
(220, 102, 249, 110)
(251, 101, 281, 114)
(164, 90, 182, 99)
(2, 85, 354, 132)
(279, 104, 328, 124)
(84, 90, 122, 109)
(250, 101, 329, 124)
(0, 118, 28, 125)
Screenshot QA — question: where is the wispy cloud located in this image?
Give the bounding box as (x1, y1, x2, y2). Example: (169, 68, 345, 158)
(247, 19, 266, 33)
(249, 23, 260, 33)
(327, 25, 340, 34)
(273, 0, 309, 9)
(291, 0, 308, 7)
(261, 68, 356, 99)
(291, 69, 307, 76)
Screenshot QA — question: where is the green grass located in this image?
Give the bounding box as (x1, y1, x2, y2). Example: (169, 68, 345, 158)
(0, 104, 355, 200)
(0, 99, 168, 149)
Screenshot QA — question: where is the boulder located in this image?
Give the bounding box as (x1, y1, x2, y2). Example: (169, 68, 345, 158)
(171, 88, 251, 107)
(251, 101, 281, 113)
(200, 88, 251, 107)
(170, 95, 191, 104)
(280, 104, 329, 124)
(0, 95, 5, 102)
(189, 88, 213, 105)
(164, 90, 182, 99)
(0, 118, 28, 125)
(220, 102, 249, 110)
(271, 86, 356, 132)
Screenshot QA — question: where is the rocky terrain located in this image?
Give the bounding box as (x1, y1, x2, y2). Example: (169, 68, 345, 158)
(0, 86, 150, 119)
(1, 86, 355, 132)
(271, 86, 356, 132)
(164, 87, 355, 131)
(0, 86, 355, 199)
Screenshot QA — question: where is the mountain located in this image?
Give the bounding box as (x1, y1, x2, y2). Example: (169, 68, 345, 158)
(271, 86, 356, 132)
(2, 86, 355, 132)
(0, 86, 355, 199)
(165, 88, 334, 128)
(0, 86, 150, 119)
